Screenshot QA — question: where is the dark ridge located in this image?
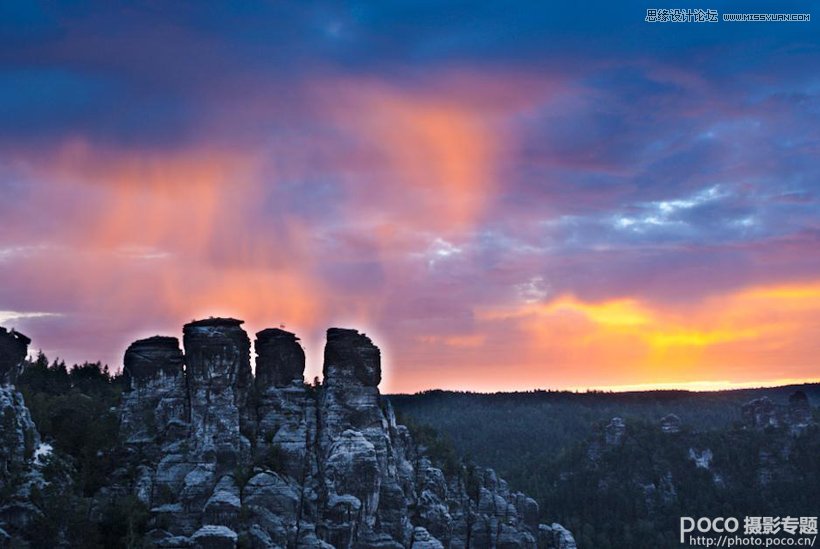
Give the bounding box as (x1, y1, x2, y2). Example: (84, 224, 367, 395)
(184, 317, 245, 329)
(255, 327, 300, 341)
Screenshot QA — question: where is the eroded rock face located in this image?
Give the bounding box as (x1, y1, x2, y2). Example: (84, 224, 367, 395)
(604, 417, 626, 446)
(255, 329, 305, 389)
(320, 328, 388, 461)
(183, 317, 252, 472)
(124, 336, 186, 388)
(253, 328, 311, 482)
(121, 336, 188, 449)
(113, 320, 573, 548)
(788, 391, 812, 428)
(742, 392, 814, 433)
(183, 318, 252, 396)
(0, 327, 30, 385)
(742, 397, 779, 429)
(0, 386, 39, 486)
(0, 328, 46, 541)
(0, 329, 39, 482)
(324, 328, 381, 387)
(660, 414, 681, 434)
(0, 320, 574, 547)
(538, 524, 577, 549)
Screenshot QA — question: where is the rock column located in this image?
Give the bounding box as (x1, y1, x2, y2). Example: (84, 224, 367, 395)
(183, 317, 252, 472)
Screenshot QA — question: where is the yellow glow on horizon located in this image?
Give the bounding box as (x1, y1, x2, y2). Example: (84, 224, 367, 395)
(549, 297, 651, 326)
(565, 377, 820, 394)
(741, 282, 820, 302)
(462, 279, 820, 391)
(478, 295, 652, 327)
(646, 328, 761, 348)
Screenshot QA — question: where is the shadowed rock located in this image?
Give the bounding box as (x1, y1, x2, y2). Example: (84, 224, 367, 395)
(742, 393, 814, 434)
(323, 328, 381, 387)
(742, 397, 779, 429)
(120, 336, 188, 448)
(182, 318, 252, 508)
(605, 417, 626, 446)
(183, 318, 251, 391)
(255, 328, 305, 388)
(108, 320, 574, 548)
(0, 328, 30, 386)
(123, 336, 184, 390)
(320, 328, 390, 542)
(788, 391, 812, 429)
(539, 524, 578, 549)
(253, 328, 311, 480)
(660, 413, 682, 434)
(0, 326, 42, 539)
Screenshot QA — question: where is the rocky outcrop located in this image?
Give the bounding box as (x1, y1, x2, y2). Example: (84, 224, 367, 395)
(660, 414, 681, 434)
(742, 397, 779, 429)
(604, 417, 625, 446)
(120, 336, 188, 451)
(318, 329, 398, 546)
(538, 524, 576, 549)
(742, 392, 815, 434)
(255, 329, 305, 389)
(0, 321, 572, 548)
(0, 328, 47, 542)
(0, 387, 39, 486)
(253, 328, 312, 483)
(183, 317, 253, 473)
(687, 448, 713, 470)
(0, 327, 29, 385)
(112, 320, 572, 548)
(0, 328, 39, 481)
(788, 391, 812, 430)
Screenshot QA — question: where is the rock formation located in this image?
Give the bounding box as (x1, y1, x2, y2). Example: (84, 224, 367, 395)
(537, 525, 576, 549)
(0, 328, 45, 545)
(603, 417, 625, 446)
(255, 329, 306, 389)
(659, 414, 681, 434)
(742, 396, 779, 429)
(0, 327, 29, 386)
(787, 391, 812, 429)
(120, 336, 188, 451)
(110, 320, 574, 548)
(742, 392, 815, 434)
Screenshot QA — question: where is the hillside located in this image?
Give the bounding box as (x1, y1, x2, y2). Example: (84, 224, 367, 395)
(390, 387, 820, 548)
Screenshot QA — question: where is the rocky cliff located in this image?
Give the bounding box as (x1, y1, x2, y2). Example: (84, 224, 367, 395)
(115, 319, 574, 548)
(0, 319, 570, 549)
(0, 328, 45, 546)
(155, 321, 571, 547)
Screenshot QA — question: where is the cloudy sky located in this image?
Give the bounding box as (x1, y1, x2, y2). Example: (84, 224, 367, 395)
(1, 1, 819, 392)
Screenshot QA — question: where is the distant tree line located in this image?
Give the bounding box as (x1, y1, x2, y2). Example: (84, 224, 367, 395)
(391, 387, 820, 549)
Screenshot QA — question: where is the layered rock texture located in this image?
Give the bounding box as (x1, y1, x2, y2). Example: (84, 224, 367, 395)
(0, 327, 29, 386)
(0, 329, 45, 545)
(111, 319, 572, 548)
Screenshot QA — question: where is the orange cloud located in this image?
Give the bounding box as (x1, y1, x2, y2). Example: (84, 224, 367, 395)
(319, 76, 511, 237)
(40, 139, 265, 257)
(6, 140, 332, 360)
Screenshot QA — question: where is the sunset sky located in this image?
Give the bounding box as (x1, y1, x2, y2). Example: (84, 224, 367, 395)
(1, 2, 819, 392)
